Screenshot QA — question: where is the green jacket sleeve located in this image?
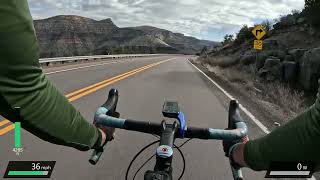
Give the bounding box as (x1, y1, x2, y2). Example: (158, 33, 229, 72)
(0, 0, 99, 151)
(244, 80, 320, 171)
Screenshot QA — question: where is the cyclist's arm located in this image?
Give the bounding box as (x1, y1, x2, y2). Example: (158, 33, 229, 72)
(242, 79, 320, 171)
(0, 0, 101, 151)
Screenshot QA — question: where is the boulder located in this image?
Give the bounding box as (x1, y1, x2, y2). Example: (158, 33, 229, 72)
(264, 39, 279, 50)
(258, 58, 282, 81)
(264, 58, 281, 69)
(282, 61, 298, 82)
(297, 17, 306, 24)
(258, 68, 269, 78)
(265, 50, 286, 60)
(284, 55, 294, 62)
(299, 26, 307, 32)
(288, 48, 307, 62)
(240, 51, 256, 65)
(298, 48, 320, 91)
(258, 57, 282, 81)
(255, 52, 268, 70)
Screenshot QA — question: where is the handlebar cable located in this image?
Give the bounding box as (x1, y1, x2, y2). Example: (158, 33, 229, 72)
(129, 137, 193, 180)
(125, 140, 160, 180)
(174, 143, 186, 180)
(133, 154, 155, 180)
(131, 142, 187, 180)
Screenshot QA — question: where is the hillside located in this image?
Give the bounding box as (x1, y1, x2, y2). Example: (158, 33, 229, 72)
(34, 15, 219, 58)
(200, 13, 320, 93)
(194, 11, 320, 128)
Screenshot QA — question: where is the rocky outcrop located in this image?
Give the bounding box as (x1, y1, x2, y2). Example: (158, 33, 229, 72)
(254, 47, 320, 91)
(233, 43, 320, 91)
(282, 61, 298, 82)
(240, 51, 256, 65)
(203, 10, 320, 93)
(298, 48, 320, 91)
(34, 15, 218, 58)
(255, 52, 268, 70)
(288, 48, 307, 62)
(258, 57, 282, 81)
(34, 16, 119, 57)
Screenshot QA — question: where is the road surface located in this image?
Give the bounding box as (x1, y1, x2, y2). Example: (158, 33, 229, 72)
(0, 55, 274, 179)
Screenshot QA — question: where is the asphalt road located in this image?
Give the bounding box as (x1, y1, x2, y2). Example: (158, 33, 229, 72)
(0, 55, 272, 179)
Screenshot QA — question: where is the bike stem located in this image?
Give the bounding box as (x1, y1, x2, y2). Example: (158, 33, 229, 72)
(153, 120, 178, 179)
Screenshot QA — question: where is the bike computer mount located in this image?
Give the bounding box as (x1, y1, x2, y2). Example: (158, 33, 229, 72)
(162, 101, 180, 118)
(162, 101, 186, 138)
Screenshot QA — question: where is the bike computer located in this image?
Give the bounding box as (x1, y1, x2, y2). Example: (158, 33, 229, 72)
(162, 101, 180, 119)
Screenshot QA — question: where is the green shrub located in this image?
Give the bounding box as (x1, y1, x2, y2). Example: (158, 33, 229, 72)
(261, 20, 272, 32)
(234, 25, 253, 45)
(304, 0, 320, 28)
(222, 34, 234, 45)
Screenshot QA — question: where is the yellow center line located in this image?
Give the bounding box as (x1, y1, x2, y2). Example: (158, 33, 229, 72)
(68, 59, 170, 102)
(0, 124, 15, 136)
(0, 58, 173, 136)
(0, 119, 10, 127)
(66, 61, 158, 98)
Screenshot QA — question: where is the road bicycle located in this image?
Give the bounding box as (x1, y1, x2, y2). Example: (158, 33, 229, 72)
(89, 89, 248, 180)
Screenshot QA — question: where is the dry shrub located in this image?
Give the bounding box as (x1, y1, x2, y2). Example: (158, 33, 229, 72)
(263, 81, 306, 114)
(224, 68, 249, 84)
(199, 56, 238, 68)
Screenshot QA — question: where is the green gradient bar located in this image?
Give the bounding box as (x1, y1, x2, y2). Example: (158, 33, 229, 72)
(14, 122, 21, 148)
(8, 171, 48, 175)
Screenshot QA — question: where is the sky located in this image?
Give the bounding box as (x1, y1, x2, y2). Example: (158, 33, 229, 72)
(27, 0, 305, 41)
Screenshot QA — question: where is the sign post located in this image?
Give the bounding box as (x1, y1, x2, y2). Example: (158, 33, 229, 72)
(252, 25, 266, 71)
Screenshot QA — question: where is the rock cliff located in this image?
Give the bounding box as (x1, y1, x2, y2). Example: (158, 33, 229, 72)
(34, 15, 218, 58)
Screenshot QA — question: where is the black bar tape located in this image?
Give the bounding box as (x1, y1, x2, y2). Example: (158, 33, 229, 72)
(185, 126, 210, 139)
(124, 119, 162, 135)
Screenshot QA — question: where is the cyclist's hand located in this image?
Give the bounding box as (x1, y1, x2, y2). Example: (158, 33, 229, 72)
(94, 111, 119, 145)
(222, 133, 249, 158)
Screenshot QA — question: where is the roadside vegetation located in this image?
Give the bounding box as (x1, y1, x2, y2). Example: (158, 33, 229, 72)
(195, 0, 320, 122)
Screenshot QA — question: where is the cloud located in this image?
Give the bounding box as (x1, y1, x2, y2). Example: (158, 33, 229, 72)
(27, 0, 304, 41)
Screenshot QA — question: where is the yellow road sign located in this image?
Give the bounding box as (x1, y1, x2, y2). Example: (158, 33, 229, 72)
(252, 25, 266, 40)
(254, 40, 263, 50)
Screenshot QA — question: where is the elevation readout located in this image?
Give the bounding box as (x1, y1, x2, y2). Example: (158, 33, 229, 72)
(4, 161, 56, 178)
(265, 162, 314, 178)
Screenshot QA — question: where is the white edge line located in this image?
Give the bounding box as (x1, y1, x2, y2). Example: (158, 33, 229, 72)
(188, 60, 317, 180)
(188, 60, 270, 134)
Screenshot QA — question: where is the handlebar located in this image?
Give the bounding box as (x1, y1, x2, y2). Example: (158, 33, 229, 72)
(90, 89, 248, 180)
(101, 88, 119, 113)
(89, 89, 119, 165)
(94, 115, 247, 140)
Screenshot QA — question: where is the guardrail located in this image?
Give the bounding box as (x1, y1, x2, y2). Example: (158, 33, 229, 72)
(39, 54, 166, 66)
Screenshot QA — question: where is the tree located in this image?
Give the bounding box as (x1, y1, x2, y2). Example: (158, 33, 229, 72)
(222, 34, 234, 45)
(235, 25, 252, 45)
(261, 20, 272, 32)
(304, 0, 320, 28)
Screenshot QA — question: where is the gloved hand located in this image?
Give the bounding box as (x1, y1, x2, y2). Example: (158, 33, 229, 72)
(223, 134, 249, 157)
(93, 111, 119, 149)
(222, 133, 249, 167)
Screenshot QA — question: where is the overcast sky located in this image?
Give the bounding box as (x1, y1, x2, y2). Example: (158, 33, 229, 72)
(27, 0, 304, 41)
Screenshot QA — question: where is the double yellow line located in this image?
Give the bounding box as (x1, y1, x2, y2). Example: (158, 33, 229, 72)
(0, 58, 172, 136)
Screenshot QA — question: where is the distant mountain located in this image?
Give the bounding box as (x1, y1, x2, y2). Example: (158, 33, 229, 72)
(34, 15, 219, 58)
